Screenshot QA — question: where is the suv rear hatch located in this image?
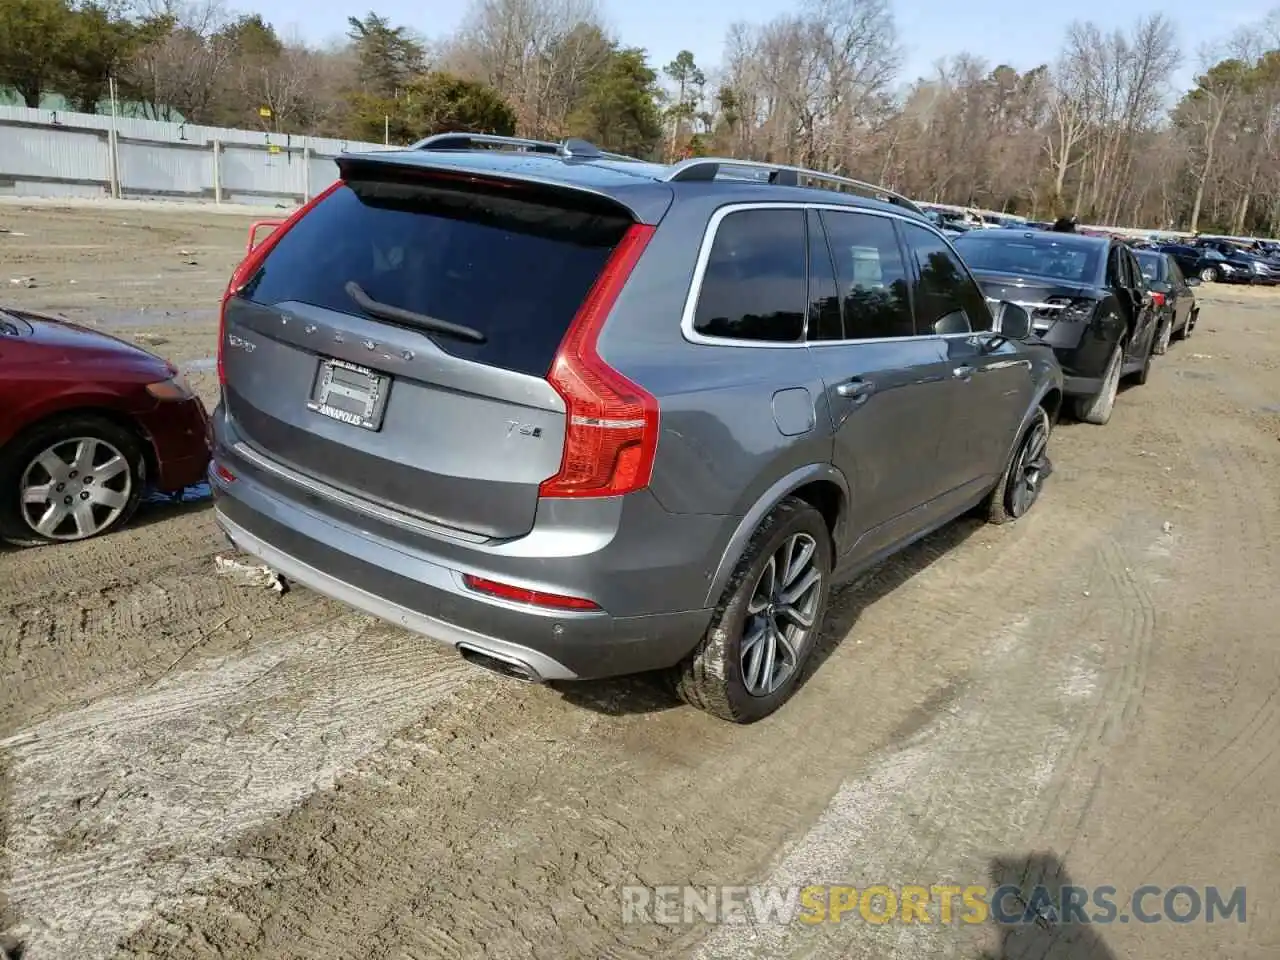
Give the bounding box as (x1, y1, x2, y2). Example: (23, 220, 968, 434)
(219, 154, 662, 540)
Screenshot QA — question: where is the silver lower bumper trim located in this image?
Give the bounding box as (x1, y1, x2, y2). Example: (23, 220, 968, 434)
(215, 510, 580, 682)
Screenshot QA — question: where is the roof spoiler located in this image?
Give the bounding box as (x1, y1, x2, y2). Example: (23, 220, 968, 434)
(332, 150, 674, 225)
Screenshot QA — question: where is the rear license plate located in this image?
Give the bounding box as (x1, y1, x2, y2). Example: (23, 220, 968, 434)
(306, 357, 390, 431)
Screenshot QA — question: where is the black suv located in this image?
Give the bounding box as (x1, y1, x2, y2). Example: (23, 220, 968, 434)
(952, 229, 1159, 426)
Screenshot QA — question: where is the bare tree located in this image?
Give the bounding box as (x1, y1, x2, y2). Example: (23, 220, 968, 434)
(83, 0, 1280, 234)
(448, 0, 602, 137)
(1181, 37, 1254, 232)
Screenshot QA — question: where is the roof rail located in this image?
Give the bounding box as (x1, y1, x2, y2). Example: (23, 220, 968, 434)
(662, 158, 923, 215)
(412, 132, 562, 154)
(411, 132, 645, 163)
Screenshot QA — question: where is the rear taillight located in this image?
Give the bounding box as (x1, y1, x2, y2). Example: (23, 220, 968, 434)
(1149, 291, 1166, 308)
(540, 223, 657, 499)
(217, 181, 343, 385)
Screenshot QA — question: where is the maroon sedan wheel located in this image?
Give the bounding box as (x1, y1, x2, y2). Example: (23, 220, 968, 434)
(1, 415, 146, 546)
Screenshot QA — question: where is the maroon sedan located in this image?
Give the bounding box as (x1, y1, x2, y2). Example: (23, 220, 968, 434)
(0, 307, 210, 546)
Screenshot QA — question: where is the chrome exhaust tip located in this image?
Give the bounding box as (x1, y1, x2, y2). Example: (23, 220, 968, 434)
(457, 644, 542, 684)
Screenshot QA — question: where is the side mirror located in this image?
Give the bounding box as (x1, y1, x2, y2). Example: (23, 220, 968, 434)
(994, 301, 1033, 340)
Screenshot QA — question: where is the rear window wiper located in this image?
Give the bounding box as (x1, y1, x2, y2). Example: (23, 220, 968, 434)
(344, 281, 487, 344)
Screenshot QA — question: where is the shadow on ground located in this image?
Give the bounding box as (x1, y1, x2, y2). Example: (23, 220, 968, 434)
(556, 514, 983, 718)
(128, 482, 214, 533)
(979, 851, 1117, 960)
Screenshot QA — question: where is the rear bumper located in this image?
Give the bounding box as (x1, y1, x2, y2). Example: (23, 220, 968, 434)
(210, 464, 715, 682)
(1034, 315, 1124, 397)
(1062, 374, 1103, 397)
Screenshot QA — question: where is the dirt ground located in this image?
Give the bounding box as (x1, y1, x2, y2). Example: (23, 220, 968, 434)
(2, 201, 1280, 960)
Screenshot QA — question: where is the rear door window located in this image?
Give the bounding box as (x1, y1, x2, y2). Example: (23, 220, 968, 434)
(243, 175, 631, 378)
(1136, 252, 1165, 282)
(819, 209, 914, 340)
(693, 208, 807, 342)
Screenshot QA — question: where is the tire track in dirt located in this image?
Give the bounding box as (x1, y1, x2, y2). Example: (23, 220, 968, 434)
(1, 518, 353, 734)
(1082, 425, 1280, 888)
(689, 510, 1177, 959)
(107, 472, 1096, 960)
(1027, 314, 1280, 955)
(684, 318, 1262, 959)
(1, 616, 481, 960)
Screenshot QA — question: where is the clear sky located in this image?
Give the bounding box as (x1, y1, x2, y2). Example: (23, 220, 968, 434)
(256, 0, 1277, 92)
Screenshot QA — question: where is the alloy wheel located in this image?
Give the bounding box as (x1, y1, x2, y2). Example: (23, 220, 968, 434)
(1008, 413, 1050, 518)
(19, 437, 133, 541)
(1157, 318, 1172, 354)
(741, 533, 823, 697)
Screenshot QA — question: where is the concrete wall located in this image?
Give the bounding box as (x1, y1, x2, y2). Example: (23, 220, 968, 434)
(0, 106, 391, 206)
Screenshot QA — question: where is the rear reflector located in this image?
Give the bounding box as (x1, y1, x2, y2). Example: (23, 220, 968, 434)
(540, 223, 658, 499)
(463, 574, 600, 611)
(213, 463, 237, 484)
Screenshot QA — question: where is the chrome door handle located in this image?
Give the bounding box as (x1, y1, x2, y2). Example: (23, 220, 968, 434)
(952, 365, 975, 379)
(836, 378, 875, 399)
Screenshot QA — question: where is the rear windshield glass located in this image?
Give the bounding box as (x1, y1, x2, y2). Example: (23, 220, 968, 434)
(954, 234, 1101, 285)
(1134, 251, 1167, 281)
(243, 175, 631, 378)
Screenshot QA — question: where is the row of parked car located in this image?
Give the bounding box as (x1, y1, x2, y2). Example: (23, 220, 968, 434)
(0, 135, 1229, 723)
(1134, 236, 1280, 286)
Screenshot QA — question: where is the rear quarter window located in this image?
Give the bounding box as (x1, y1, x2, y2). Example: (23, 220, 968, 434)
(692, 208, 807, 342)
(243, 176, 631, 378)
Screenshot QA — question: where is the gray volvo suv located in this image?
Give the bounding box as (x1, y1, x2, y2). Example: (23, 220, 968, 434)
(210, 133, 1062, 723)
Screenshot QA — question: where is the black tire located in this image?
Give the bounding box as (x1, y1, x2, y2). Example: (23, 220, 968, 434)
(984, 407, 1052, 525)
(1175, 308, 1196, 341)
(1152, 316, 1172, 356)
(0, 414, 146, 547)
(672, 497, 832, 723)
(1130, 333, 1154, 386)
(1071, 340, 1124, 426)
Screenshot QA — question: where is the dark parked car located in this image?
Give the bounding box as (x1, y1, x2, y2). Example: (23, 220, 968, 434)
(1192, 239, 1279, 284)
(1133, 249, 1200, 353)
(952, 229, 1159, 426)
(1158, 244, 1244, 284)
(1245, 239, 1280, 263)
(923, 209, 975, 235)
(209, 133, 1062, 723)
(0, 307, 210, 545)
